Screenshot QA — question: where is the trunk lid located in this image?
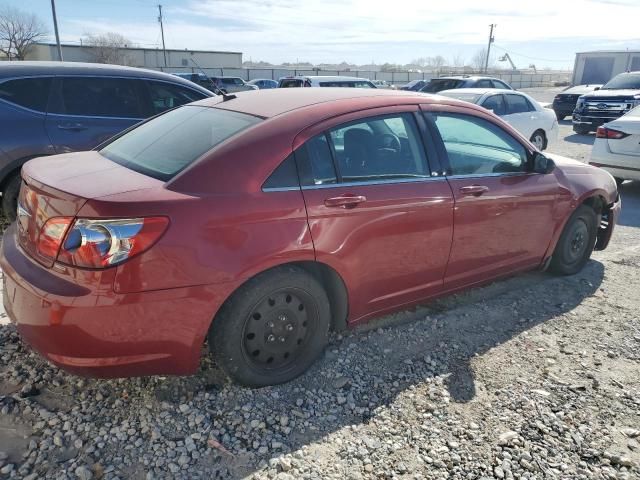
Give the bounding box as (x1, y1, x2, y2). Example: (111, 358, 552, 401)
(605, 117, 640, 157)
(18, 151, 162, 267)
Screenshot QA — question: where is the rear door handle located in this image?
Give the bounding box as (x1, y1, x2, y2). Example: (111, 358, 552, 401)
(459, 185, 489, 196)
(324, 194, 367, 208)
(57, 123, 87, 131)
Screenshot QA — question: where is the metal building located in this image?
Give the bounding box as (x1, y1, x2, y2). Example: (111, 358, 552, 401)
(572, 50, 640, 85)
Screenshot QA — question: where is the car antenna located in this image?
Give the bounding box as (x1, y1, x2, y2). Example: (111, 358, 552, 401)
(190, 58, 224, 95)
(222, 93, 237, 101)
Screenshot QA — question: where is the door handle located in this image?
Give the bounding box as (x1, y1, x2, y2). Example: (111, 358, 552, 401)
(57, 123, 87, 131)
(324, 194, 367, 209)
(459, 185, 489, 196)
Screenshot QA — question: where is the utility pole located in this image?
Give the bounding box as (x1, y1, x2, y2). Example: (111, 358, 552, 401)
(158, 4, 167, 68)
(484, 23, 495, 73)
(50, 0, 63, 61)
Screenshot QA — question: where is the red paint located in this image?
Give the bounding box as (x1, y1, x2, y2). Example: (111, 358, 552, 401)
(0, 89, 620, 378)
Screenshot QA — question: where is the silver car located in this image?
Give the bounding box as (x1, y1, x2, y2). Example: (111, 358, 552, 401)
(212, 77, 258, 93)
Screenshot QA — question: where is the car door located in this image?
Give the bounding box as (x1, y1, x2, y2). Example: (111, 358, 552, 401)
(423, 107, 558, 290)
(503, 93, 539, 139)
(45, 76, 145, 153)
(295, 107, 454, 322)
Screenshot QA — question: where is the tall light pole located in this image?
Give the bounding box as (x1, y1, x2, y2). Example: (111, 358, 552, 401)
(484, 23, 495, 73)
(50, 0, 63, 61)
(158, 4, 167, 68)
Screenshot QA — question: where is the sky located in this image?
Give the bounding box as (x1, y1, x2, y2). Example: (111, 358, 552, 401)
(5, 0, 640, 69)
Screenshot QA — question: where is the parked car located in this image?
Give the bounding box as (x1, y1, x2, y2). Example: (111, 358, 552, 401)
(438, 88, 558, 150)
(590, 105, 640, 185)
(371, 79, 393, 89)
(211, 76, 258, 93)
(421, 76, 514, 94)
(573, 71, 640, 134)
(248, 78, 278, 89)
(0, 61, 214, 220)
(1, 89, 620, 386)
(398, 79, 427, 91)
(172, 72, 219, 92)
(552, 84, 602, 120)
(278, 76, 376, 88)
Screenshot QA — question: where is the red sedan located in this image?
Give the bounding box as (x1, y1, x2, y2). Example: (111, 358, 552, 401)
(1, 89, 620, 386)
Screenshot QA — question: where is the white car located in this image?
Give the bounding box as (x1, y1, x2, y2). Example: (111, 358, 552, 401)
(590, 106, 640, 185)
(278, 76, 376, 89)
(437, 88, 559, 150)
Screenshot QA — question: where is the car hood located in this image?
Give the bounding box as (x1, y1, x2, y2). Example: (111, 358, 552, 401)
(562, 85, 602, 95)
(545, 153, 592, 173)
(581, 89, 640, 99)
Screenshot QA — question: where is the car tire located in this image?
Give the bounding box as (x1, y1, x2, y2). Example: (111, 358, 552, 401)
(573, 125, 591, 135)
(530, 130, 547, 151)
(209, 265, 331, 387)
(1, 173, 21, 222)
(549, 205, 598, 276)
(554, 111, 565, 121)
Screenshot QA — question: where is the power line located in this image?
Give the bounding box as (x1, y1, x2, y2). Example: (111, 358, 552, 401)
(492, 44, 569, 63)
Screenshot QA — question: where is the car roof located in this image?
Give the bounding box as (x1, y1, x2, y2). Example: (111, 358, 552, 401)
(282, 76, 371, 82)
(194, 87, 481, 119)
(0, 61, 212, 93)
(434, 76, 506, 81)
(439, 87, 519, 96)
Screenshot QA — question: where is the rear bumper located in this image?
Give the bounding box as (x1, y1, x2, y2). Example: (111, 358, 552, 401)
(1, 223, 233, 378)
(590, 144, 640, 181)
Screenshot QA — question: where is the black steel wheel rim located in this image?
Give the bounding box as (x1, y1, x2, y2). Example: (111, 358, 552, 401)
(241, 288, 317, 371)
(565, 219, 589, 263)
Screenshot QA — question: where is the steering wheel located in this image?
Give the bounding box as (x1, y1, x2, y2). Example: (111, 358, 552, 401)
(377, 133, 401, 154)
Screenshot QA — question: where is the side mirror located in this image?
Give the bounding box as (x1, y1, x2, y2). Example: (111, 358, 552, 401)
(533, 153, 555, 174)
(594, 86, 601, 91)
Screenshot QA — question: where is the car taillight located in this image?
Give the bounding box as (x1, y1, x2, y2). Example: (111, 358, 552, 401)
(596, 127, 629, 139)
(36, 217, 74, 261)
(57, 217, 169, 268)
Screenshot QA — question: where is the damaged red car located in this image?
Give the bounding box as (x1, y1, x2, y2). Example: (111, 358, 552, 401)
(1, 88, 620, 386)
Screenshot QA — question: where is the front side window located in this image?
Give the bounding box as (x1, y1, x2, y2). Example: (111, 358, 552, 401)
(0, 77, 52, 112)
(481, 95, 506, 115)
(327, 113, 429, 182)
(505, 94, 534, 114)
(147, 80, 207, 115)
(100, 106, 260, 180)
(55, 77, 143, 118)
(432, 113, 527, 176)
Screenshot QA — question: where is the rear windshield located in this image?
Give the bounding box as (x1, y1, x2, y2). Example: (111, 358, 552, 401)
(422, 79, 464, 93)
(602, 74, 640, 90)
(100, 106, 260, 180)
(279, 79, 303, 88)
(319, 81, 374, 88)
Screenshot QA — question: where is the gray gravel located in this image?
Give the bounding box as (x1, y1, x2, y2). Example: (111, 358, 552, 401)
(0, 88, 639, 479)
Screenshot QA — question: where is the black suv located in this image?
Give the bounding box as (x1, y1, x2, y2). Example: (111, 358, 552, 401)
(0, 62, 213, 219)
(552, 84, 602, 120)
(420, 75, 513, 93)
(572, 72, 640, 134)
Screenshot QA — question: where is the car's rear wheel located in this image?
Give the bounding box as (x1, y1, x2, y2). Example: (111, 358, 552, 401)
(549, 205, 598, 275)
(530, 130, 547, 150)
(573, 125, 591, 135)
(1, 173, 21, 222)
(210, 265, 331, 387)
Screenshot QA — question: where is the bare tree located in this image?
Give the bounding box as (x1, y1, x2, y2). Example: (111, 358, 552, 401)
(451, 53, 465, 68)
(471, 47, 494, 71)
(82, 32, 133, 65)
(0, 7, 47, 60)
(431, 55, 446, 69)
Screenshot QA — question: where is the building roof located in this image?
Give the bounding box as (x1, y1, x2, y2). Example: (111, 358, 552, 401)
(576, 50, 640, 55)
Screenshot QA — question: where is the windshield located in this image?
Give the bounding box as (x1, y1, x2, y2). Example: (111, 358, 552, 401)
(602, 73, 640, 90)
(438, 92, 482, 103)
(422, 79, 465, 93)
(100, 106, 261, 181)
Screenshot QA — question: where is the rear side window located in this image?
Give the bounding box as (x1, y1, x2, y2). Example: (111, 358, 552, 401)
(100, 106, 260, 180)
(0, 77, 52, 112)
(296, 135, 338, 186)
(505, 94, 534, 114)
(263, 154, 299, 189)
(475, 79, 493, 88)
(54, 77, 143, 118)
(147, 80, 207, 115)
(423, 79, 464, 93)
(492, 80, 511, 89)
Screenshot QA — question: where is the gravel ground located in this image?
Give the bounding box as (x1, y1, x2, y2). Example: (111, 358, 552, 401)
(0, 88, 639, 480)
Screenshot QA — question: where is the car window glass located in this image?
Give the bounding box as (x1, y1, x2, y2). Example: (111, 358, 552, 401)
(263, 154, 299, 189)
(0, 77, 52, 112)
(100, 105, 260, 181)
(147, 81, 207, 115)
(505, 94, 533, 114)
(475, 79, 493, 88)
(433, 113, 527, 176)
(279, 79, 302, 88)
(493, 80, 510, 89)
(481, 95, 506, 115)
(328, 113, 429, 182)
(54, 77, 143, 118)
(296, 134, 337, 186)
(423, 79, 464, 93)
